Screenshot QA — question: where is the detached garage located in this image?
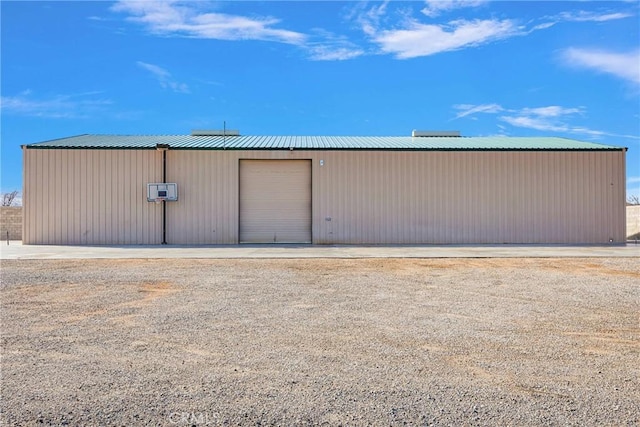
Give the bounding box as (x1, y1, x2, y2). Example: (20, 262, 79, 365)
(22, 131, 626, 245)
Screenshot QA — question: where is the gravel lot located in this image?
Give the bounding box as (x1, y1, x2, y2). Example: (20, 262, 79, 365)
(1, 258, 638, 426)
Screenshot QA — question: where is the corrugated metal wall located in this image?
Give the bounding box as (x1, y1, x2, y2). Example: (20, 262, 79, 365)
(164, 150, 237, 244)
(24, 148, 626, 245)
(166, 149, 625, 244)
(23, 148, 163, 244)
(310, 150, 625, 244)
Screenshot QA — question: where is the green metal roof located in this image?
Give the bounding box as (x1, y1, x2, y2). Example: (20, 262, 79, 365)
(25, 134, 624, 151)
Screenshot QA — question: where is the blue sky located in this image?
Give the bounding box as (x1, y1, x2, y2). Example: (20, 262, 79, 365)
(2, 1, 639, 201)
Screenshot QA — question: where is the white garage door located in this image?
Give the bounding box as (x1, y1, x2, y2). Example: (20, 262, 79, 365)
(239, 160, 312, 243)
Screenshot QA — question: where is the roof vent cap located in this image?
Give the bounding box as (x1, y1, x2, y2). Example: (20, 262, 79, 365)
(412, 130, 461, 137)
(191, 129, 240, 136)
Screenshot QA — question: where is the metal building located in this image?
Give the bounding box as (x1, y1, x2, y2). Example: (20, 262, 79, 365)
(22, 131, 627, 245)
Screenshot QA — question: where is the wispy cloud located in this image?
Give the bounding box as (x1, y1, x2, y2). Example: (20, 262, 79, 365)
(454, 103, 639, 140)
(518, 106, 585, 118)
(354, 1, 521, 59)
(531, 9, 633, 32)
(137, 61, 190, 93)
(307, 31, 365, 61)
(500, 105, 603, 137)
(453, 103, 503, 119)
(112, 0, 306, 45)
(356, 3, 635, 60)
(628, 176, 640, 184)
(555, 10, 633, 23)
(112, 1, 637, 64)
(0, 91, 112, 119)
(502, 105, 586, 133)
(373, 18, 519, 59)
(308, 44, 365, 61)
(113, 1, 365, 61)
(501, 107, 639, 139)
(351, 1, 390, 37)
(560, 48, 640, 86)
(421, 0, 488, 18)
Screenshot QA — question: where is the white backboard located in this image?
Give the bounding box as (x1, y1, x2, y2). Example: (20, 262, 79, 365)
(147, 183, 178, 201)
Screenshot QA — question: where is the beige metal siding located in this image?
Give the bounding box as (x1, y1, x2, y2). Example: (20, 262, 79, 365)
(239, 160, 311, 243)
(166, 151, 315, 244)
(24, 148, 626, 245)
(164, 149, 624, 245)
(23, 149, 162, 244)
(165, 150, 239, 244)
(313, 150, 626, 244)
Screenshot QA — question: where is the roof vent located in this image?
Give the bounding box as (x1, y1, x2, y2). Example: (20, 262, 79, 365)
(412, 130, 461, 137)
(191, 129, 240, 136)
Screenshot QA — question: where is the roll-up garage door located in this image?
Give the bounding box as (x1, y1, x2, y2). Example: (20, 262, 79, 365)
(239, 160, 312, 243)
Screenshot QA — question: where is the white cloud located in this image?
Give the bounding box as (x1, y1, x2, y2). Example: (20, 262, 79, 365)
(112, 0, 638, 65)
(556, 11, 633, 23)
(0, 92, 112, 119)
(519, 106, 585, 118)
(532, 10, 633, 32)
(137, 61, 189, 93)
(355, 2, 636, 61)
(499, 106, 634, 138)
(351, 1, 391, 37)
(453, 103, 504, 119)
(115, 1, 363, 61)
(500, 115, 576, 133)
(112, 0, 306, 45)
(500, 105, 598, 135)
(308, 45, 365, 61)
(561, 48, 640, 85)
(531, 22, 556, 31)
(306, 31, 365, 61)
(628, 177, 640, 184)
(374, 18, 519, 59)
(454, 103, 639, 140)
(422, 0, 488, 18)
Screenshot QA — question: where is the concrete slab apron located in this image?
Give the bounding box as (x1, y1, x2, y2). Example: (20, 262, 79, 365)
(1, 242, 639, 259)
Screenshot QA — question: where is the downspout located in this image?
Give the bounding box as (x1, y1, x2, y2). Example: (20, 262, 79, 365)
(163, 149, 167, 245)
(156, 143, 170, 244)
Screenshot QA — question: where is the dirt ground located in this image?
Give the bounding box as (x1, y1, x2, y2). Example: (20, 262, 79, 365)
(1, 258, 638, 426)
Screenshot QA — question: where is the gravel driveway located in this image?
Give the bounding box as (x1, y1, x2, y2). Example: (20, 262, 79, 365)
(1, 258, 638, 426)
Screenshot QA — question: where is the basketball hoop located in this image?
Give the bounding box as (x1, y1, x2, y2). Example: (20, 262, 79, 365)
(147, 183, 178, 203)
